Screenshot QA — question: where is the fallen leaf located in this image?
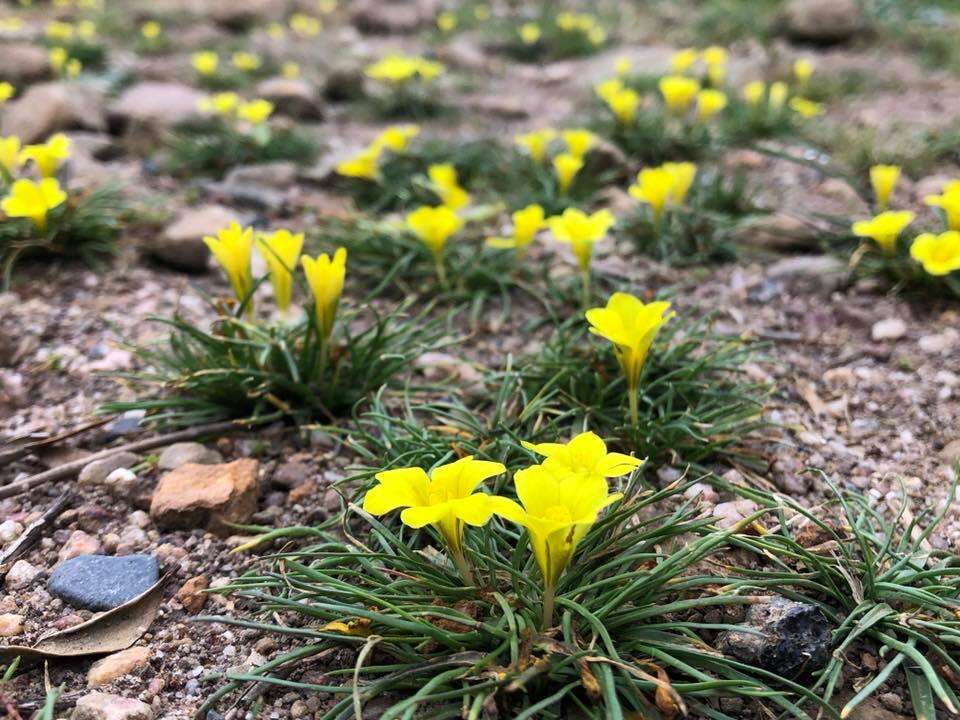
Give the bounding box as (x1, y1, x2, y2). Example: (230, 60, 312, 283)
(318, 618, 372, 637)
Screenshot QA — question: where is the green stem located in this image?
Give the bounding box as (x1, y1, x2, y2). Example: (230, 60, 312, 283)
(580, 269, 591, 310)
(434, 254, 448, 289)
(451, 550, 475, 587)
(628, 383, 638, 427)
(542, 583, 556, 629)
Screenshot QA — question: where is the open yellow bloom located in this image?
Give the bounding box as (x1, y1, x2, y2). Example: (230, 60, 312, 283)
(605, 87, 640, 125)
(515, 128, 556, 163)
(870, 165, 900, 210)
(670, 48, 699, 74)
(256, 229, 303, 312)
(696, 88, 727, 121)
(198, 91, 239, 116)
(851, 211, 914, 256)
(45, 20, 73, 41)
(20, 133, 71, 178)
(742, 80, 765, 106)
(0, 136, 22, 176)
(789, 97, 821, 118)
(702, 46, 727, 85)
(203, 222, 254, 306)
(522, 430, 643, 484)
(436, 11, 456, 32)
(232, 52, 262, 72)
(595, 78, 623, 103)
(48, 47, 68, 75)
(141, 21, 161, 39)
(547, 207, 615, 274)
(428, 163, 470, 210)
(553, 152, 583, 194)
(794, 58, 813, 88)
(519, 21, 541, 45)
(192, 51, 219, 76)
(365, 55, 444, 84)
(614, 56, 631, 77)
(486, 203, 545, 257)
(663, 162, 697, 205)
(924, 181, 960, 230)
(77, 20, 96, 40)
(363, 456, 508, 583)
(1, 178, 66, 230)
(586, 293, 674, 424)
(282, 62, 300, 79)
(659, 75, 700, 116)
(237, 99, 274, 125)
(768, 81, 788, 112)
(628, 167, 673, 223)
(910, 231, 960, 276)
(290, 13, 321, 37)
(335, 146, 382, 182)
(371, 124, 419, 153)
(0, 82, 13, 104)
(301, 247, 347, 339)
(562, 129, 594, 160)
(406, 205, 463, 284)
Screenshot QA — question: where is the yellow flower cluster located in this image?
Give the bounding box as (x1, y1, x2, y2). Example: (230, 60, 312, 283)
(742, 73, 822, 119)
(49, 47, 82, 78)
(555, 11, 606, 45)
(365, 55, 445, 84)
(0, 134, 71, 231)
(669, 46, 728, 85)
(628, 162, 697, 223)
(514, 127, 596, 194)
(198, 92, 274, 125)
(335, 124, 420, 182)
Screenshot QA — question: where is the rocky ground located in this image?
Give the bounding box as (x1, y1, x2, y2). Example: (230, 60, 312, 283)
(1, 0, 959, 719)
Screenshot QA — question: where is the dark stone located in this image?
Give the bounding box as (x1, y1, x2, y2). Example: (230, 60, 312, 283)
(717, 596, 832, 678)
(47, 554, 159, 611)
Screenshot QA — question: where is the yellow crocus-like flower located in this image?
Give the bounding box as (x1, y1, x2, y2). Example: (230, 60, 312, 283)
(192, 51, 219, 76)
(588, 27, 606, 46)
(628, 166, 674, 223)
(595, 78, 623, 103)
(319, 0, 338, 12)
(586, 293, 674, 425)
(0, 136, 22, 176)
(0, 82, 14, 104)
(670, 47, 699, 74)
(203, 222, 254, 306)
(198, 91, 239, 116)
(141, 21, 161, 39)
(1, 177, 66, 230)
(789, 97, 822, 118)
(924, 182, 960, 231)
(870, 165, 900, 210)
(20, 133, 71, 179)
(768, 81, 788, 112)
(282, 62, 300, 79)
(519, 21, 541, 45)
(515, 128, 556, 163)
(436, 11, 456, 32)
(363, 456, 508, 584)
(614, 56, 631, 77)
(77, 20, 96, 40)
(605, 87, 640, 126)
(301, 247, 347, 339)
(255, 229, 303, 312)
(428, 163, 470, 210)
(547, 208, 615, 305)
(742, 80, 765, 106)
(794, 58, 813, 88)
(486, 203, 545, 258)
(45, 20, 73, 41)
(335, 146, 382, 182)
(65, 58, 82, 79)
(266, 22, 285, 39)
(232, 51, 262, 72)
(659, 75, 700, 116)
(562, 129, 594, 159)
(371, 124, 419, 153)
(702, 46, 727, 85)
(405, 205, 463, 284)
(663, 162, 697, 205)
(49, 47, 68, 75)
(553, 152, 583, 194)
(290, 13, 321, 37)
(237, 99, 274, 125)
(365, 55, 445, 84)
(851, 211, 914, 256)
(522, 430, 643, 484)
(910, 231, 960, 276)
(696, 88, 727, 121)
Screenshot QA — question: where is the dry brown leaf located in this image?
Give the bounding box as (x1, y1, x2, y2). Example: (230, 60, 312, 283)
(578, 658, 601, 700)
(318, 618, 373, 637)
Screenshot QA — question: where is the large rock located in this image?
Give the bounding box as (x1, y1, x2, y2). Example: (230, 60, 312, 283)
(109, 82, 205, 136)
(783, 0, 866, 44)
(152, 204, 241, 272)
(1, 82, 106, 144)
(323, 63, 366, 102)
(0, 613, 23, 637)
(718, 596, 832, 678)
(0, 43, 50, 83)
(207, 0, 285, 29)
(72, 692, 154, 720)
(5, 559, 38, 591)
(733, 213, 820, 251)
(256, 77, 324, 121)
(150, 459, 259, 536)
(351, 0, 438, 34)
(48, 554, 159, 610)
(88, 647, 151, 687)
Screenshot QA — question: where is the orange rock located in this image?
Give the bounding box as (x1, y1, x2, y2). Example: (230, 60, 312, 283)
(87, 646, 151, 687)
(149, 460, 258, 536)
(288, 479, 317, 504)
(176, 575, 209, 614)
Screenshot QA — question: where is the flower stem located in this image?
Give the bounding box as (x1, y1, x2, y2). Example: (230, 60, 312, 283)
(434, 255, 448, 289)
(542, 583, 556, 629)
(451, 550, 475, 587)
(628, 382, 639, 427)
(580, 269, 591, 310)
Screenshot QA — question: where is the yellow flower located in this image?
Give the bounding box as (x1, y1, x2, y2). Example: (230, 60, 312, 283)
(0, 136, 22, 176)
(237, 99, 274, 125)
(702, 46, 728, 85)
(515, 128, 555, 163)
(553, 152, 583, 194)
(588, 26, 606, 46)
(562, 129, 594, 159)
(198, 91, 240, 116)
(851, 211, 914, 256)
(363, 456, 508, 583)
(924, 182, 960, 230)
(335, 146, 382, 182)
(77, 20, 96, 40)
(605, 87, 640, 125)
(232, 52, 262, 72)
(742, 80, 765, 106)
(255, 229, 303, 312)
(547, 207, 615, 273)
(520, 20, 541, 44)
(48, 47, 68, 75)
(437, 11, 456, 32)
(301, 247, 347, 339)
(290, 13, 321, 37)
(428, 163, 470, 210)
(20, 133, 71, 178)
(659, 75, 700, 115)
(203, 222, 254, 305)
(486, 203, 545, 257)
(266, 22, 285, 39)
(140, 21, 161, 39)
(416, 59, 445, 81)
(474, 4, 491, 21)
(670, 48, 699, 74)
(1, 178, 66, 230)
(522, 430, 643, 484)
(586, 293, 674, 424)
(870, 165, 900, 210)
(910, 231, 960, 276)
(365, 55, 444, 83)
(371, 124, 419, 153)
(65, 58, 82, 79)
(794, 58, 813, 88)
(0, 82, 12, 104)
(789, 97, 821, 118)
(595, 78, 623, 103)
(192, 51, 219, 76)
(663, 162, 697, 205)
(45, 20, 73, 41)
(696, 88, 727, 121)
(405, 205, 463, 283)
(282, 62, 300, 79)
(614, 56, 631, 77)
(318, 0, 337, 13)
(628, 167, 673, 222)
(768, 81, 788, 112)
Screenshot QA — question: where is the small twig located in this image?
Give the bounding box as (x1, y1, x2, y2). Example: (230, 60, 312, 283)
(0, 491, 72, 578)
(15, 690, 82, 713)
(0, 417, 275, 500)
(0, 416, 113, 466)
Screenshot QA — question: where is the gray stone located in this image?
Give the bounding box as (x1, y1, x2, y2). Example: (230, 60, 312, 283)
(79, 451, 140, 486)
(256, 77, 324, 121)
(102, 410, 146, 438)
(871, 318, 907, 342)
(224, 162, 297, 189)
(766, 255, 845, 280)
(5, 559, 39, 591)
(48, 555, 159, 611)
(350, 0, 438, 34)
(71, 692, 154, 720)
(323, 63, 366, 102)
(157, 442, 223, 471)
(1, 82, 107, 144)
(783, 0, 866, 45)
(153, 204, 242, 273)
(109, 82, 205, 135)
(735, 213, 820, 251)
(0, 43, 50, 83)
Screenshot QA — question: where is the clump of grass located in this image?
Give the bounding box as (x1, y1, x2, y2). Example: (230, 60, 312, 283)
(485, 9, 609, 62)
(0, 185, 124, 287)
(101, 298, 444, 428)
(591, 106, 714, 166)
